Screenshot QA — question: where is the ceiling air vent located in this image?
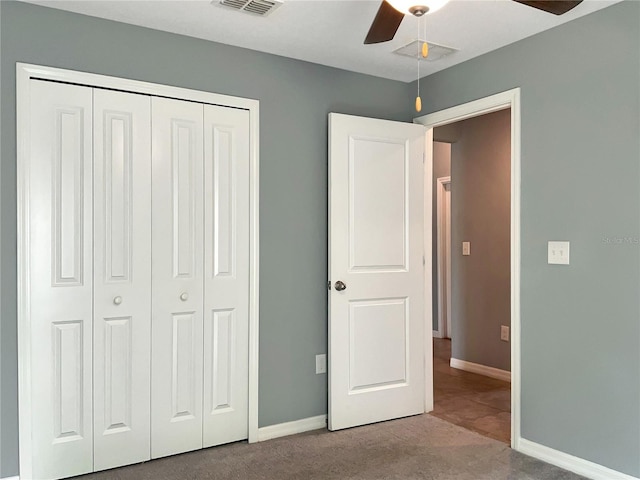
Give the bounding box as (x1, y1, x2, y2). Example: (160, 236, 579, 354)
(218, 0, 283, 16)
(394, 40, 458, 62)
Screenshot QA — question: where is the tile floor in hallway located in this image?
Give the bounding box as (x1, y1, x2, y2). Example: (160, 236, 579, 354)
(430, 337, 511, 443)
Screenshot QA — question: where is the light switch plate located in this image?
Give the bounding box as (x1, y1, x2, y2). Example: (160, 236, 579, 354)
(315, 354, 327, 374)
(548, 241, 570, 265)
(462, 242, 470, 256)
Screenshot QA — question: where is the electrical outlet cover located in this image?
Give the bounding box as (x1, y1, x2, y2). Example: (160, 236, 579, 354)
(315, 354, 327, 374)
(500, 325, 510, 342)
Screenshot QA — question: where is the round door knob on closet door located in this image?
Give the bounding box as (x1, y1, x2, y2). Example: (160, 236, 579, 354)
(180, 292, 189, 302)
(113, 296, 123, 306)
(334, 281, 347, 291)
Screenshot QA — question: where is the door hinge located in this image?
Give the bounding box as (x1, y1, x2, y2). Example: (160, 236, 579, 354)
(423, 255, 426, 266)
(327, 281, 331, 290)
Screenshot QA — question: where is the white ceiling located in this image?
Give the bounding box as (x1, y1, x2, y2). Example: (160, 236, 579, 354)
(23, 0, 622, 82)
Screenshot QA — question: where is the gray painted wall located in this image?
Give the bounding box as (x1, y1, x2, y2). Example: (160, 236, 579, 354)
(2, 1, 639, 478)
(431, 142, 451, 332)
(417, 1, 640, 476)
(0, 2, 414, 475)
(436, 110, 511, 372)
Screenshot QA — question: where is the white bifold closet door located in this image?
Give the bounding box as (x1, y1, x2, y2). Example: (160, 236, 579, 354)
(203, 105, 250, 447)
(150, 97, 250, 457)
(93, 89, 152, 470)
(151, 97, 205, 458)
(27, 80, 94, 480)
(27, 83, 153, 479)
(23, 78, 250, 479)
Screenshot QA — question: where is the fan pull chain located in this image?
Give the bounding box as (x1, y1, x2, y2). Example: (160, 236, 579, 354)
(416, 16, 422, 112)
(416, 15, 429, 112)
(422, 14, 429, 59)
(416, 65, 421, 112)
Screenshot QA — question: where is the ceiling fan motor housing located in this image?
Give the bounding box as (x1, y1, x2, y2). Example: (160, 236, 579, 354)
(409, 5, 429, 16)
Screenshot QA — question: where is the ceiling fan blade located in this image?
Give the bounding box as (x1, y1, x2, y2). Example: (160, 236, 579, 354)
(512, 0, 583, 15)
(364, 0, 405, 45)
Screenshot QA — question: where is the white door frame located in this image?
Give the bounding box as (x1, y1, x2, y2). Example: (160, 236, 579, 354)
(16, 63, 261, 476)
(415, 88, 521, 450)
(434, 176, 451, 339)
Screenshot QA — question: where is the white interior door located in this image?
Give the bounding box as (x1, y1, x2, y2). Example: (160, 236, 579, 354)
(328, 113, 427, 431)
(151, 97, 205, 458)
(93, 89, 152, 470)
(202, 105, 250, 447)
(27, 80, 94, 479)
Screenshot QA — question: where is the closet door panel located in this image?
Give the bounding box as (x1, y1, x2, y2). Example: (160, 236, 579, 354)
(151, 97, 205, 458)
(93, 89, 152, 471)
(27, 80, 94, 480)
(203, 106, 250, 447)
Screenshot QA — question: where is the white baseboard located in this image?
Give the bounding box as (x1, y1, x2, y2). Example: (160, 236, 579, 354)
(518, 438, 639, 480)
(432, 330, 443, 338)
(1, 476, 19, 480)
(257, 414, 327, 442)
(450, 357, 511, 382)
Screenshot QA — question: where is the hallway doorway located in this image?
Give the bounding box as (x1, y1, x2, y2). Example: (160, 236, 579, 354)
(418, 92, 517, 447)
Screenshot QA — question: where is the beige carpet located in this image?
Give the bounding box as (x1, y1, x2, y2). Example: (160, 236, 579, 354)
(74, 415, 585, 480)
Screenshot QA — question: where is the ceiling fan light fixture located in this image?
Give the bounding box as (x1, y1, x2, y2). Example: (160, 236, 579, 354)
(386, 0, 450, 16)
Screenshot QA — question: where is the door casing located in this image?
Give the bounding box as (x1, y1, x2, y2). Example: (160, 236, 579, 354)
(16, 63, 261, 477)
(415, 88, 521, 449)
(435, 175, 451, 339)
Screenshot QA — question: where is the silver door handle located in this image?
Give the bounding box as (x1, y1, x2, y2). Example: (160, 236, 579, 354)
(113, 296, 123, 306)
(180, 292, 189, 301)
(334, 281, 347, 291)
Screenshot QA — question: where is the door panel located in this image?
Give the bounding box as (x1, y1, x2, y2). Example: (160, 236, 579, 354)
(349, 298, 408, 390)
(52, 320, 85, 441)
(208, 309, 235, 410)
(151, 97, 205, 458)
(350, 138, 407, 270)
(102, 316, 132, 428)
(93, 89, 152, 470)
(171, 312, 199, 419)
(329, 113, 426, 431)
(202, 105, 250, 447)
(28, 80, 94, 479)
